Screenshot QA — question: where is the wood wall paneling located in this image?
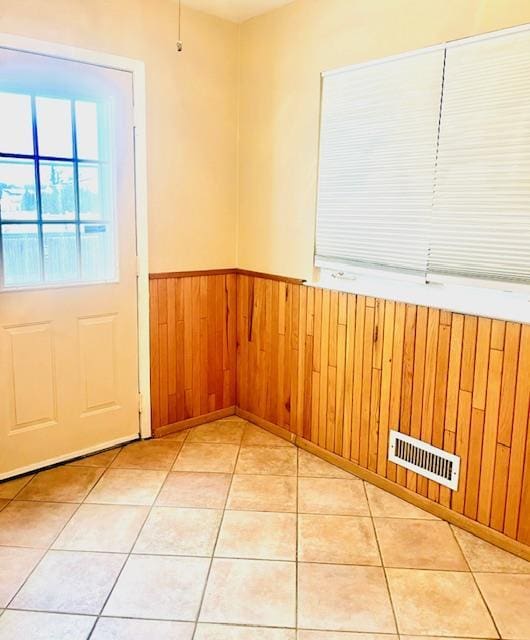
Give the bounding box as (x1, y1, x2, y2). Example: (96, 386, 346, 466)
(149, 273, 237, 436)
(236, 274, 530, 549)
(149, 270, 530, 552)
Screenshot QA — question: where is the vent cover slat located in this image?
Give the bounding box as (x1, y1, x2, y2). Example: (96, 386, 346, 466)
(388, 430, 460, 490)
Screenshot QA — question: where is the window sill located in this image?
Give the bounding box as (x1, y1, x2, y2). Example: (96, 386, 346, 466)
(312, 268, 530, 324)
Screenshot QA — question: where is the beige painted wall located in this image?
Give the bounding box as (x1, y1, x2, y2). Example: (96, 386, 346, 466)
(0, 0, 239, 272)
(237, 0, 530, 280)
(3, 0, 530, 277)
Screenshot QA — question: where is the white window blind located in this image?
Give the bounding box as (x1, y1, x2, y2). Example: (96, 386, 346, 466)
(428, 30, 530, 285)
(316, 27, 530, 290)
(315, 50, 445, 276)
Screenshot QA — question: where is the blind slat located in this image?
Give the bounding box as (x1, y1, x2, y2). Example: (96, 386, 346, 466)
(316, 28, 530, 288)
(428, 29, 530, 284)
(315, 50, 445, 275)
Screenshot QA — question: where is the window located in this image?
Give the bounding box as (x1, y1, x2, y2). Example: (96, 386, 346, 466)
(315, 27, 530, 293)
(0, 92, 115, 288)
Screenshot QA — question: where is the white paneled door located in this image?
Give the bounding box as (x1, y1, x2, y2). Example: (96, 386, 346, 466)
(0, 48, 140, 477)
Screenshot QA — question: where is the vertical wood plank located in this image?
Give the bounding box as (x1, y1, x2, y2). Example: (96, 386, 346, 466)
(429, 320, 451, 502)
(151, 273, 530, 550)
(451, 389, 472, 514)
(387, 302, 405, 484)
(408, 306, 427, 492)
(377, 301, 395, 477)
(149, 280, 160, 430)
(334, 320, 347, 455)
(167, 279, 177, 418)
(359, 301, 374, 468)
(497, 323, 521, 446)
(158, 322, 169, 427)
(318, 289, 331, 448)
(505, 324, 530, 539)
(342, 294, 356, 460)
(477, 348, 504, 525)
(296, 285, 307, 437)
(445, 314, 465, 432)
(398, 304, 416, 486)
(351, 295, 365, 463)
(417, 308, 439, 496)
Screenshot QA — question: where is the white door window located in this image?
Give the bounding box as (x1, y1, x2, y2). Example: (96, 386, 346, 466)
(0, 91, 115, 288)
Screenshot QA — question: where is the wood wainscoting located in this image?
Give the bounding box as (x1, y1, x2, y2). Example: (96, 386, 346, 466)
(236, 273, 530, 552)
(149, 271, 237, 437)
(150, 269, 530, 555)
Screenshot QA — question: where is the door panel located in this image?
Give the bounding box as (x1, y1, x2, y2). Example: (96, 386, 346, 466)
(0, 49, 140, 477)
(78, 313, 118, 413)
(6, 321, 57, 430)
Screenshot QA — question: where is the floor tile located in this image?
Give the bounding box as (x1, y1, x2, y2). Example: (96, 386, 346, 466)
(104, 554, 209, 621)
(298, 633, 397, 640)
(475, 573, 530, 640)
(298, 450, 351, 479)
(52, 504, 149, 552)
(452, 526, 530, 573)
(364, 484, 437, 519)
(298, 563, 395, 632)
(0, 501, 77, 547)
(235, 446, 297, 476)
(133, 507, 222, 555)
(174, 443, 239, 473)
(3, 415, 527, 640)
(188, 421, 244, 444)
(298, 477, 369, 516)
(386, 568, 498, 637)
(242, 424, 293, 447)
(69, 448, 121, 468)
(216, 510, 296, 560)
(227, 475, 296, 512)
(200, 558, 296, 627)
(16, 467, 104, 503)
(156, 472, 231, 508)
(196, 624, 296, 639)
(11, 550, 125, 615)
(399, 635, 464, 640)
(0, 547, 45, 607)
(91, 618, 194, 639)
(0, 475, 34, 499)
(0, 610, 95, 640)
(298, 514, 380, 565)
(374, 519, 467, 570)
(399, 637, 470, 640)
(111, 440, 182, 470)
(163, 429, 191, 441)
(85, 469, 167, 505)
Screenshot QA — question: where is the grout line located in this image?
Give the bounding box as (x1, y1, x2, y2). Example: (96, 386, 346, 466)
(2, 470, 113, 612)
(191, 434, 244, 639)
(364, 479, 400, 636)
(295, 445, 299, 631)
(0, 604, 510, 640)
(449, 521, 503, 639)
(6, 539, 520, 572)
(82, 445, 187, 639)
(4, 607, 98, 618)
(1, 421, 526, 637)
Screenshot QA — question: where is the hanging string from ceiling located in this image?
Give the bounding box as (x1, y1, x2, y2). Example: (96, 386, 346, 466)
(177, 0, 183, 52)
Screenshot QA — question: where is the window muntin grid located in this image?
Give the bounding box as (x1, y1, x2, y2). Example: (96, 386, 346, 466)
(0, 91, 115, 289)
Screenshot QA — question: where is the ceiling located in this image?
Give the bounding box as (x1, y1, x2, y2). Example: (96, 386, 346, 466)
(181, 0, 295, 23)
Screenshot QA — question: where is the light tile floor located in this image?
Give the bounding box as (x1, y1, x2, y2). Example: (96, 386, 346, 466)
(0, 416, 529, 639)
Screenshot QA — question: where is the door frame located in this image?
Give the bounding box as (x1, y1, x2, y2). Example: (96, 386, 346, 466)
(0, 32, 152, 444)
